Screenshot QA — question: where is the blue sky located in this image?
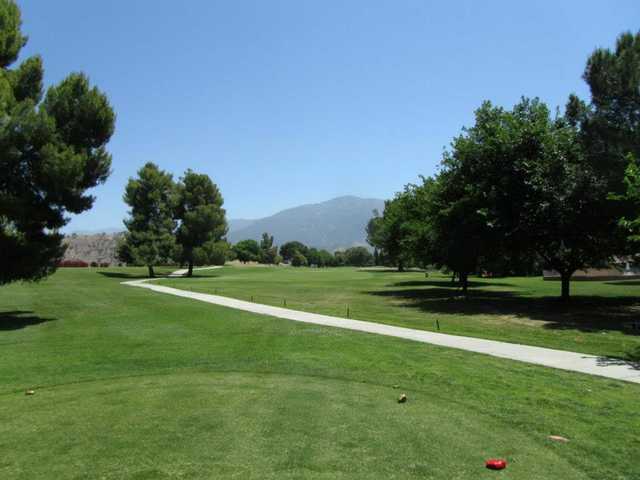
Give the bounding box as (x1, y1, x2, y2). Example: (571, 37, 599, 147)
(18, 1, 640, 231)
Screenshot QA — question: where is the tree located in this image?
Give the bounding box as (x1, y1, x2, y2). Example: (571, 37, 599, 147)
(258, 232, 279, 264)
(343, 246, 374, 267)
(581, 31, 640, 192)
(433, 98, 615, 299)
(120, 163, 176, 277)
(0, 0, 115, 285)
(578, 31, 640, 258)
(365, 210, 385, 252)
(291, 251, 308, 267)
(280, 241, 309, 262)
(193, 240, 230, 266)
(366, 196, 414, 271)
(233, 239, 260, 263)
(619, 156, 640, 245)
(175, 170, 227, 276)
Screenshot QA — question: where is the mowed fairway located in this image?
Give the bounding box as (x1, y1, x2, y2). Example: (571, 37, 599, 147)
(1, 268, 639, 479)
(160, 266, 640, 360)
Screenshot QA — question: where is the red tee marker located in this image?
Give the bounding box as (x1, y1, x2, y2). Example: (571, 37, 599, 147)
(485, 459, 507, 470)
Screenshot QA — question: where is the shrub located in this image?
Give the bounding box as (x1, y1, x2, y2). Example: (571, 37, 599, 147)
(58, 260, 89, 268)
(291, 252, 308, 267)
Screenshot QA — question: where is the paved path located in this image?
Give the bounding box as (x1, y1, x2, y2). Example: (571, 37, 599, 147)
(168, 266, 224, 277)
(123, 274, 640, 384)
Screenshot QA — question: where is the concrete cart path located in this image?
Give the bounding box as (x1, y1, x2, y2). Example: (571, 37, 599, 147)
(168, 266, 224, 277)
(123, 275, 640, 385)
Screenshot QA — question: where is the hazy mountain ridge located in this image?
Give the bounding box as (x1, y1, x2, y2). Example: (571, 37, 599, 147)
(227, 196, 384, 251)
(62, 196, 385, 263)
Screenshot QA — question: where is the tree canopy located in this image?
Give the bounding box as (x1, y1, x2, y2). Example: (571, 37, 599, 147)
(280, 241, 309, 262)
(233, 239, 260, 263)
(175, 170, 227, 276)
(119, 163, 176, 277)
(0, 0, 115, 285)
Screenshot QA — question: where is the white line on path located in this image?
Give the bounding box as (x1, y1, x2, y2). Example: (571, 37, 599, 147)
(123, 270, 640, 385)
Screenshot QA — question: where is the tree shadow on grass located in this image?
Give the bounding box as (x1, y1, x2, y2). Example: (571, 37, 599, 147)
(391, 279, 516, 289)
(0, 310, 55, 331)
(98, 271, 154, 280)
(98, 270, 222, 280)
(596, 345, 640, 371)
(605, 280, 640, 286)
(360, 268, 426, 274)
(366, 282, 640, 337)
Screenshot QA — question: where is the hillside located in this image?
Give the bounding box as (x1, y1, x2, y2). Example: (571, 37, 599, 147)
(227, 196, 384, 251)
(63, 232, 123, 265)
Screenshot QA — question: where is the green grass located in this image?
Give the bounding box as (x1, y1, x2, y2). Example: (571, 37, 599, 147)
(159, 266, 640, 360)
(1, 267, 639, 479)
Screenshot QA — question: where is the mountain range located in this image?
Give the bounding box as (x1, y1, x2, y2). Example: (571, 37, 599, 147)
(64, 196, 385, 263)
(227, 196, 384, 251)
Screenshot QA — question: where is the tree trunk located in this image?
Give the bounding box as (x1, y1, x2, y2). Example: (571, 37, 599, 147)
(560, 271, 572, 301)
(459, 272, 469, 295)
(187, 261, 193, 277)
(148, 265, 155, 278)
(398, 259, 404, 272)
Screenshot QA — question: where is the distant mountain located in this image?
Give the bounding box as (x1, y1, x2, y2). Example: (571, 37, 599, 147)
(228, 218, 256, 233)
(227, 196, 385, 251)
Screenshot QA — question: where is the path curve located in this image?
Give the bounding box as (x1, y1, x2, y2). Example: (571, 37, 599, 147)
(168, 266, 224, 277)
(123, 270, 640, 385)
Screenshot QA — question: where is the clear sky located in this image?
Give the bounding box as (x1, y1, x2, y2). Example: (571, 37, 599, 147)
(18, 0, 640, 231)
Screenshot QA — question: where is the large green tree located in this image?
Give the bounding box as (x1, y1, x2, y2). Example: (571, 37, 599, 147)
(581, 31, 640, 191)
(0, 0, 115, 285)
(366, 194, 414, 271)
(567, 31, 640, 257)
(436, 99, 615, 299)
(620, 157, 640, 246)
(342, 246, 374, 267)
(233, 239, 260, 263)
(175, 170, 227, 276)
(279, 241, 309, 262)
(120, 163, 176, 277)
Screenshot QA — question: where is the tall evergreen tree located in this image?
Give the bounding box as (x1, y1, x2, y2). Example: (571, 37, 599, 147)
(175, 170, 227, 276)
(258, 232, 278, 264)
(0, 0, 115, 285)
(120, 163, 176, 277)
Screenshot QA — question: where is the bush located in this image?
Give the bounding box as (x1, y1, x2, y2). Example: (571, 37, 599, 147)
(58, 260, 89, 268)
(194, 241, 230, 266)
(291, 252, 308, 267)
(343, 247, 374, 267)
(233, 239, 260, 263)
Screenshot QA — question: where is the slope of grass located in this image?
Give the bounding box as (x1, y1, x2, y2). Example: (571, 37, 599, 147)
(1, 267, 639, 479)
(160, 266, 640, 360)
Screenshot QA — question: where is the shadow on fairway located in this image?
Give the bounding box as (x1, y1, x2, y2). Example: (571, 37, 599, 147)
(597, 346, 640, 371)
(605, 280, 640, 286)
(0, 310, 55, 331)
(98, 271, 153, 280)
(367, 281, 640, 337)
(361, 268, 427, 274)
(390, 279, 516, 288)
(98, 271, 222, 280)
